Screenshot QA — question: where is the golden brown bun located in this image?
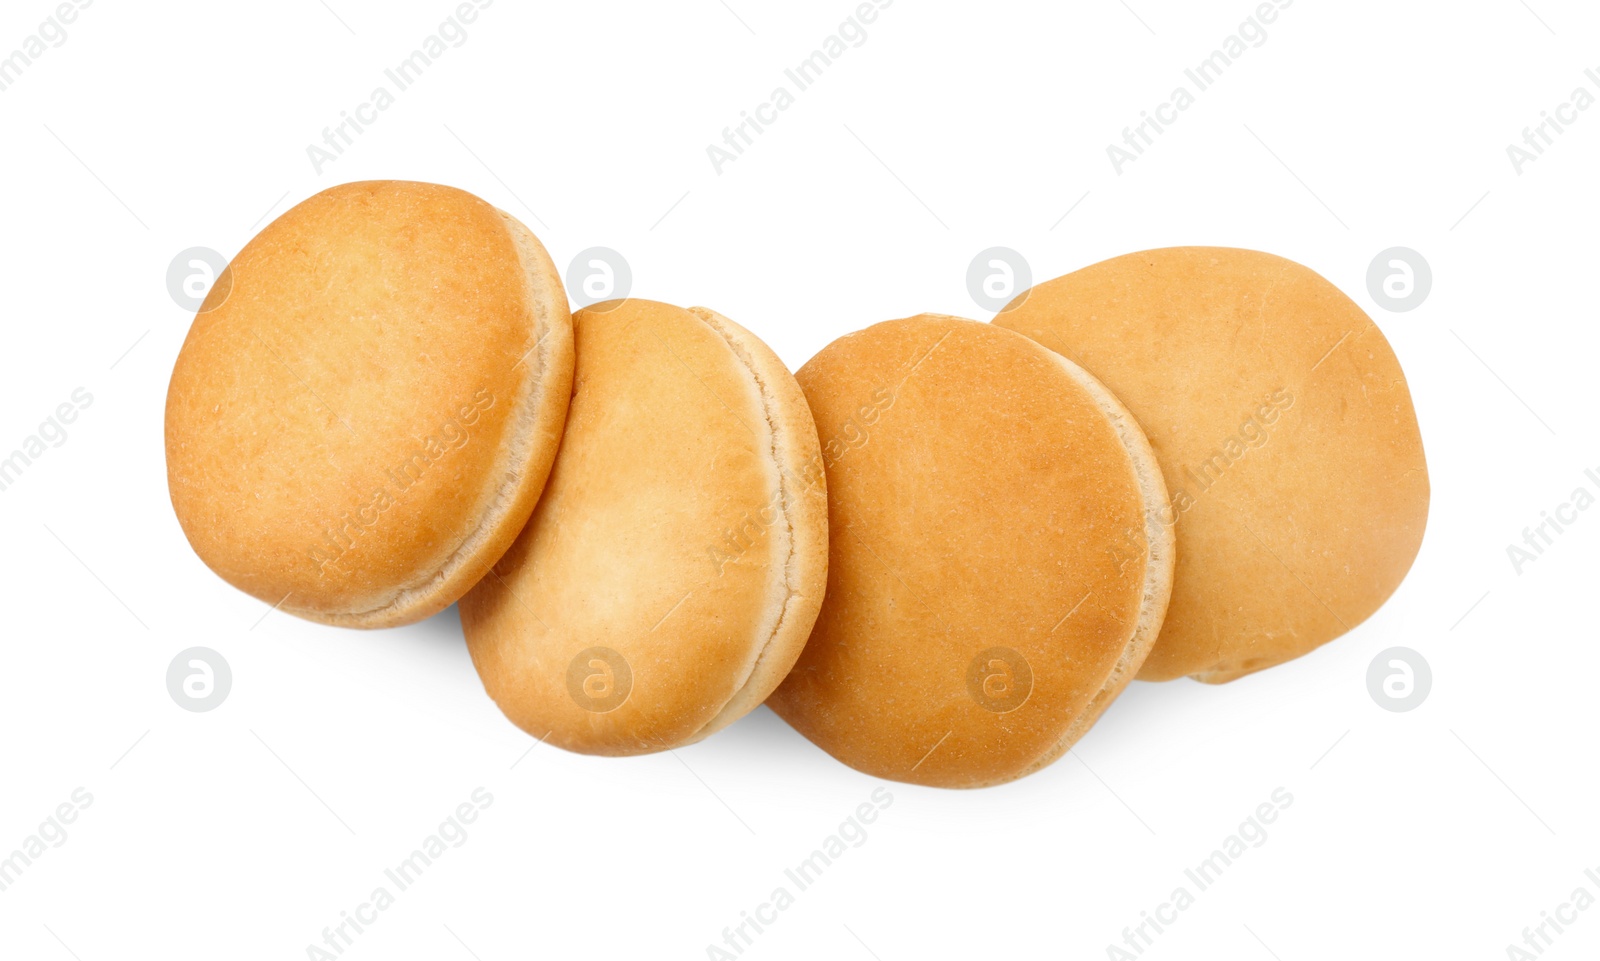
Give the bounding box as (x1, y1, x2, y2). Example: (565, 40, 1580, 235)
(995, 247, 1429, 682)
(165, 181, 574, 628)
(767, 316, 1173, 788)
(459, 300, 828, 756)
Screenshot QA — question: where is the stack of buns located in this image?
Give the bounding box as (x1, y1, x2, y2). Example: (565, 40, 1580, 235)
(166, 182, 1428, 788)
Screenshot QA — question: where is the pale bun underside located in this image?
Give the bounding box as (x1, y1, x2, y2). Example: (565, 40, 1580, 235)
(995, 246, 1429, 682)
(460, 299, 827, 756)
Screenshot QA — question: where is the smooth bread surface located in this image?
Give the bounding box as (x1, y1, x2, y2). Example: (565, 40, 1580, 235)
(995, 247, 1429, 681)
(768, 316, 1172, 788)
(165, 180, 573, 627)
(460, 300, 827, 756)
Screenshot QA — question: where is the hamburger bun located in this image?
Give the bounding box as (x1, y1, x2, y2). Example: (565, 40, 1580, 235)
(994, 247, 1429, 682)
(460, 299, 828, 756)
(767, 316, 1173, 788)
(165, 180, 574, 628)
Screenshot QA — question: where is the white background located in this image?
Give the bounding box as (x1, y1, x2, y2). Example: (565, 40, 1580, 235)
(1, 1, 1596, 958)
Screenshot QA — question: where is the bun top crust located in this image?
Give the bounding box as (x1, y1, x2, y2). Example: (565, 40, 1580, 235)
(164, 181, 574, 628)
(767, 316, 1170, 788)
(995, 247, 1429, 682)
(460, 299, 828, 756)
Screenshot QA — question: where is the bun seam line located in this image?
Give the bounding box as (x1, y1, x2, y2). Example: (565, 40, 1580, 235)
(679, 306, 805, 743)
